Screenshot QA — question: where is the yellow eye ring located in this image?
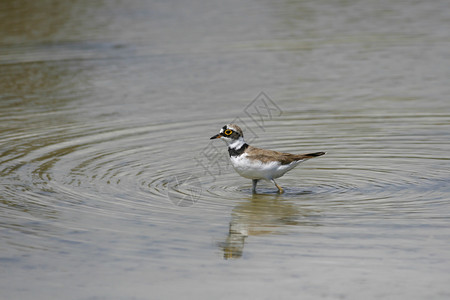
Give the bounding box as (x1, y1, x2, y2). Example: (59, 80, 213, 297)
(224, 129, 233, 136)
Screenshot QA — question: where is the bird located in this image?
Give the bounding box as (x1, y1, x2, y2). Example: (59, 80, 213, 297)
(210, 124, 325, 194)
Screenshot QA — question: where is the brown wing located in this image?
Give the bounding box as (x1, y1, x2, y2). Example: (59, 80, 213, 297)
(246, 146, 325, 165)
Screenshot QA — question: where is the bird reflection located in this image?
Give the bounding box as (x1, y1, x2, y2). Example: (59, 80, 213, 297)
(219, 192, 319, 259)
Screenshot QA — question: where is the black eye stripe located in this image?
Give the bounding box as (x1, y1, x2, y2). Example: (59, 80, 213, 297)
(219, 125, 241, 138)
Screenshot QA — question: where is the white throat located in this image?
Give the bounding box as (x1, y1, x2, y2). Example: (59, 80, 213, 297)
(228, 137, 246, 149)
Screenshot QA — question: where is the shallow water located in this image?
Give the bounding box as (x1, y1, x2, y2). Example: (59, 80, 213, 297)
(1, 0, 450, 299)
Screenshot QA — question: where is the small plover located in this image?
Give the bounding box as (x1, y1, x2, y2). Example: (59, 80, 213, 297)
(210, 124, 325, 194)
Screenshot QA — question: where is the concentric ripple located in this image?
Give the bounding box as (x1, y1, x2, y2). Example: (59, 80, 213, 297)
(1, 121, 182, 230)
(1, 113, 449, 246)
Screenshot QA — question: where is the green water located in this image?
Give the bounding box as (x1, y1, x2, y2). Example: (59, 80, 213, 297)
(1, 0, 450, 299)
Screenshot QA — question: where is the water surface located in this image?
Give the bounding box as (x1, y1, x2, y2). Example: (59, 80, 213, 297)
(1, 0, 450, 299)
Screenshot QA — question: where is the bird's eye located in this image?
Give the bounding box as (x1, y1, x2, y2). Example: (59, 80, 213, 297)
(224, 129, 233, 135)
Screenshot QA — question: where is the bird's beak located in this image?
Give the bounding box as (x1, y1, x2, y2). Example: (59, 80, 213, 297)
(210, 134, 221, 140)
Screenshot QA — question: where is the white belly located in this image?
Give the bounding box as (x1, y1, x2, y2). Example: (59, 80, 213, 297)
(230, 154, 302, 180)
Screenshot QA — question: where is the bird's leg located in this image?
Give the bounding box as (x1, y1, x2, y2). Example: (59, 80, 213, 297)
(272, 179, 284, 194)
(252, 179, 259, 194)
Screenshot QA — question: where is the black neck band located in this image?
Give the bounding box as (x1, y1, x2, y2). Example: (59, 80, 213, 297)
(228, 143, 249, 157)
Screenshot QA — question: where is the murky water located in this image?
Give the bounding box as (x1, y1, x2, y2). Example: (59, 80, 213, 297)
(1, 0, 450, 299)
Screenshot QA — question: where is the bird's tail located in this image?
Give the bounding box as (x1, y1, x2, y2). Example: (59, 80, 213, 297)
(294, 151, 326, 161)
(305, 151, 326, 157)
